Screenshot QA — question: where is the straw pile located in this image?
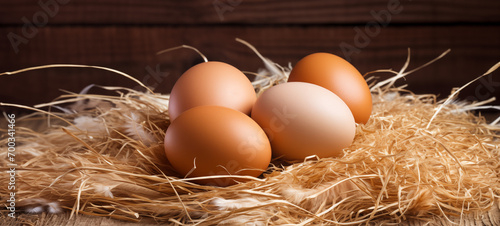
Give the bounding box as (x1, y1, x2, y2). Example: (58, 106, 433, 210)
(1, 46, 500, 225)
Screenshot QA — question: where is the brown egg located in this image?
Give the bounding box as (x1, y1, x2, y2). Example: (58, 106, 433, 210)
(288, 53, 372, 124)
(164, 105, 272, 186)
(251, 82, 356, 160)
(168, 61, 256, 121)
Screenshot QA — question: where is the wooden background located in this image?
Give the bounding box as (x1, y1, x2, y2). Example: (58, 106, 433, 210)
(0, 0, 500, 113)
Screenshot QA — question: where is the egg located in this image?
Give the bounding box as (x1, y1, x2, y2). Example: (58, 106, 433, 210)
(168, 61, 256, 121)
(251, 82, 356, 160)
(288, 52, 372, 124)
(164, 105, 272, 186)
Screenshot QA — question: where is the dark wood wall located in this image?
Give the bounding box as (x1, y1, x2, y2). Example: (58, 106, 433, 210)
(1, 0, 500, 113)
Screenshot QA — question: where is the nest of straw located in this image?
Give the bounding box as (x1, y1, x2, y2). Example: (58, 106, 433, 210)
(1, 45, 500, 225)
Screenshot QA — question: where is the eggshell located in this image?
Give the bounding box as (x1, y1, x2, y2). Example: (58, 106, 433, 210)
(251, 82, 355, 160)
(288, 53, 372, 124)
(164, 105, 271, 186)
(168, 61, 256, 121)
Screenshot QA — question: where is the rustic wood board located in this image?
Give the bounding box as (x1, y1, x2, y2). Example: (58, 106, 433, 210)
(1, 0, 500, 110)
(1, 0, 499, 24)
(1, 25, 500, 109)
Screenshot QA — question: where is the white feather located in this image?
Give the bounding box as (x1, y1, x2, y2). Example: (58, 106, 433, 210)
(25, 206, 44, 214)
(72, 116, 107, 135)
(21, 198, 62, 214)
(212, 197, 268, 225)
(47, 202, 62, 214)
(123, 113, 155, 146)
(94, 184, 115, 199)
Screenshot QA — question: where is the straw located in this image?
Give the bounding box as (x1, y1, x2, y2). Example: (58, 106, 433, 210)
(1, 44, 499, 224)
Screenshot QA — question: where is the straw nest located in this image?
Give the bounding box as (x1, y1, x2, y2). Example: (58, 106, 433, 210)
(1, 44, 500, 225)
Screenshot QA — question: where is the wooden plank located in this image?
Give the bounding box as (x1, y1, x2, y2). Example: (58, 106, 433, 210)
(1, 25, 500, 109)
(0, 0, 499, 25)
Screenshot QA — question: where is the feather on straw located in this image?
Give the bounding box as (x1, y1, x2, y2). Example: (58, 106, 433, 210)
(1, 43, 500, 224)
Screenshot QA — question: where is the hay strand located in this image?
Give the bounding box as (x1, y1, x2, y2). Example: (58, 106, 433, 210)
(1, 47, 500, 224)
(426, 61, 500, 129)
(156, 45, 208, 63)
(0, 64, 154, 94)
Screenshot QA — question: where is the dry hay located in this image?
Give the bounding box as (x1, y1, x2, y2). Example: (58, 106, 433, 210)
(1, 44, 500, 225)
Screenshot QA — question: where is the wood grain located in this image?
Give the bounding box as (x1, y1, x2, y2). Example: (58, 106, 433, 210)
(0, 0, 499, 25)
(1, 25, 500, 108)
